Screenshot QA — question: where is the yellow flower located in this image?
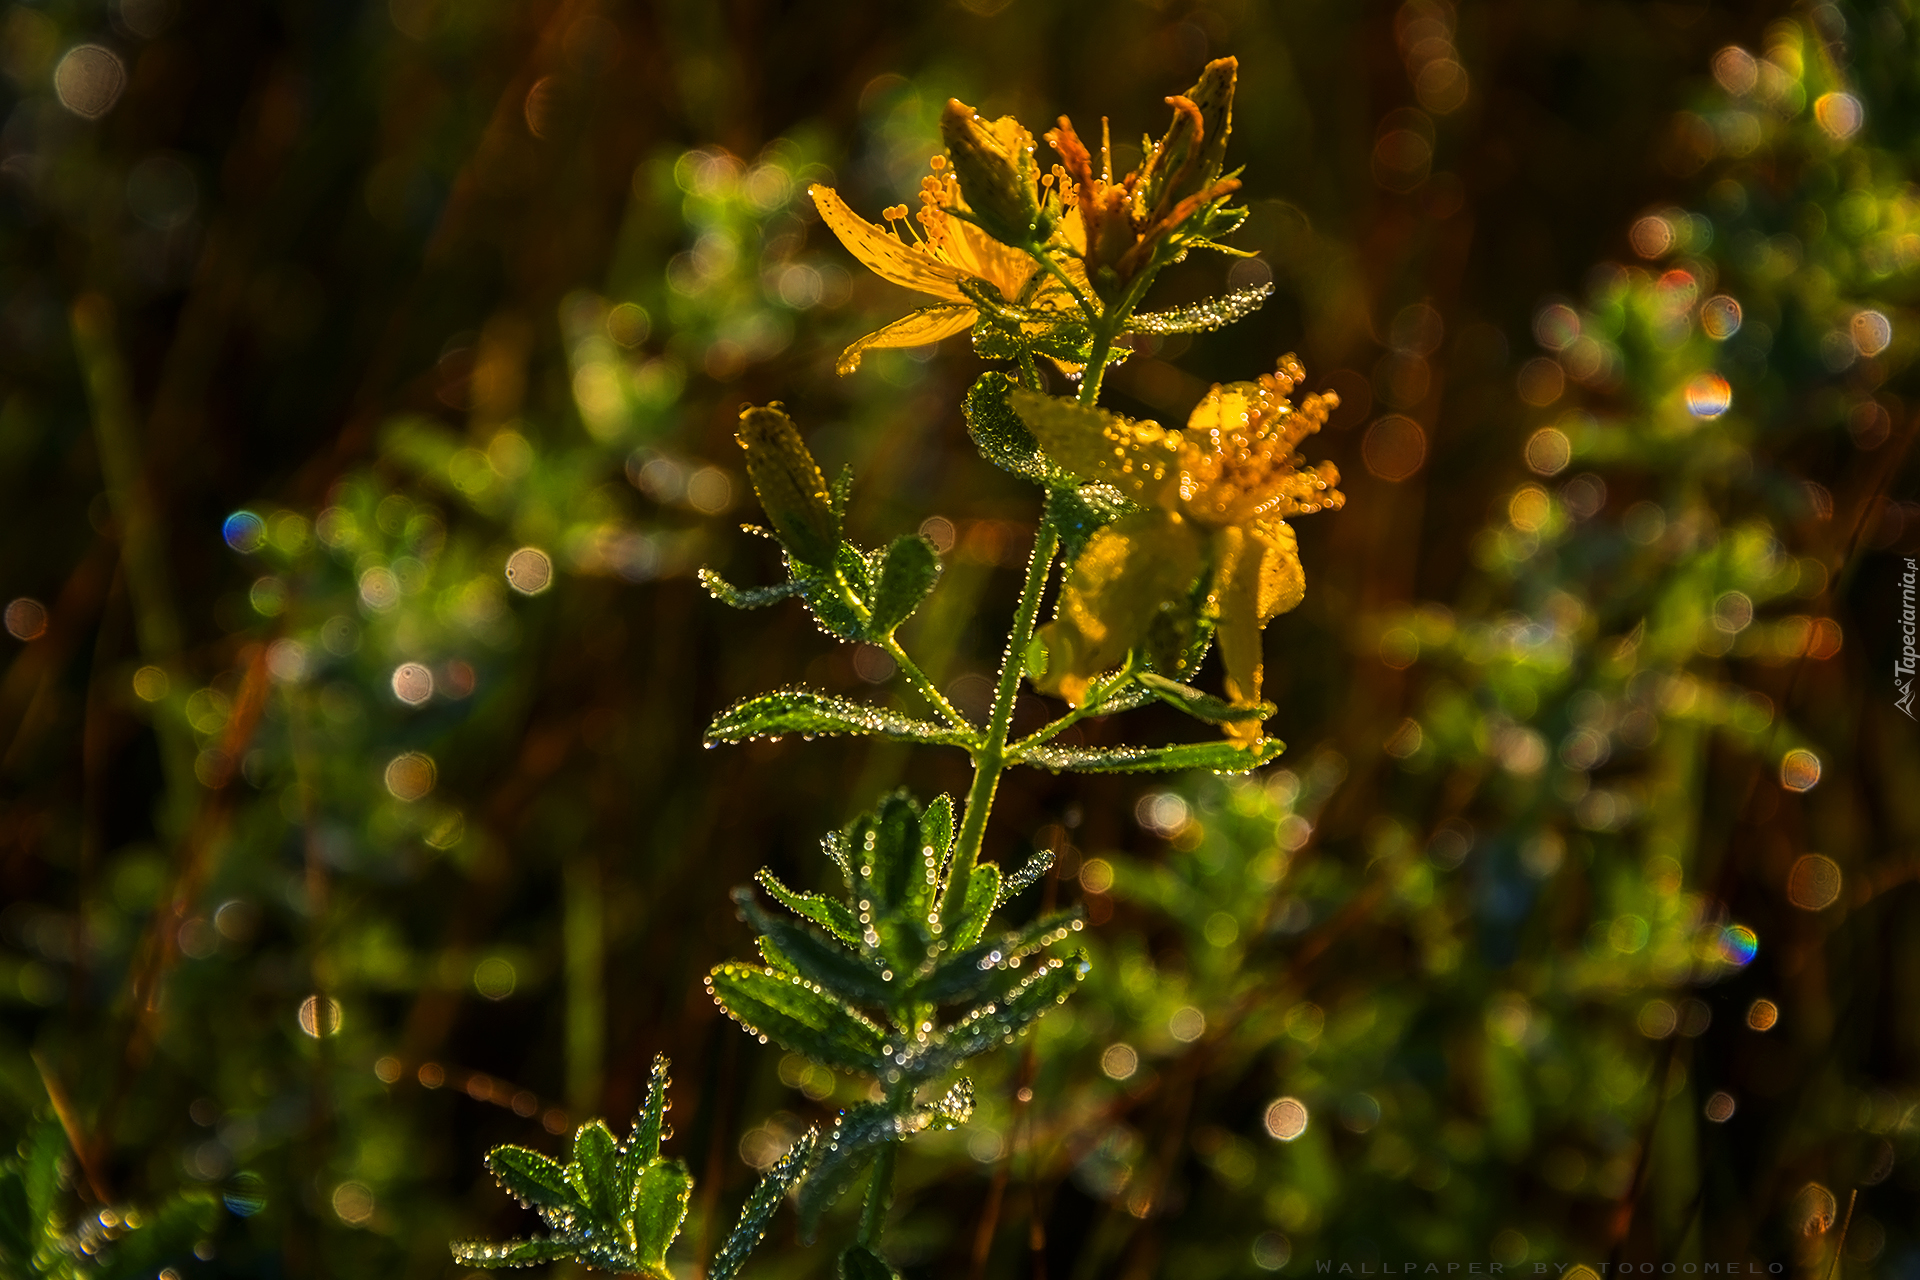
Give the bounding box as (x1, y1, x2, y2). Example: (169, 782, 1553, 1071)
(1013, 355, 1344, 741)
(1045, 57, 1241, 300)
(810, 104, 1086, 375)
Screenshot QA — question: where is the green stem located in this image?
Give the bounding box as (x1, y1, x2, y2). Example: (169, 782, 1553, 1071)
(879, 636, 973, 735)
(1006, 660, 1139, 755)
(944, 519, 1060, 918)
(1078, 324, 1117, 406)
(1017, 347, 1044, 393)
(858, 1140, 898, 1247)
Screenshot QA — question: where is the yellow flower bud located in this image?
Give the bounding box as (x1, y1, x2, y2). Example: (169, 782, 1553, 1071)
(735, 405, 840, 567)
(939, 99, 1049, 247)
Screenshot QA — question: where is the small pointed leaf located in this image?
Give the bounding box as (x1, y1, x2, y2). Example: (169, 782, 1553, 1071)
(451, 1235, 580, 1268)
(758, 869, 860, 945)
(627, 1054, 671, 1172)
(916, 909, 1084, 1006)
(568, 1121, 622, 1226)
(996, 848, 1055, 906)
(734, 889, 894, 1009)
(1125, 282, 1271, 335)
(840, 1244, 902, 1280)
(1014, 737, 1285, 774)
(485, 1146, 575, 1212)
(945, 860, 1001, 950)
(711, 1128, 818, 1280)
(707, 963, 889, 1075)
(632, 1158, 694, 1271)
(706, 690, 974, 748)
(798, 1103, 906, 1242)
(907, 950, 1088, 1078)
(867, 534, 941, 636)
(700, 568, 805, 610)
(1136, 671, 1274, 723)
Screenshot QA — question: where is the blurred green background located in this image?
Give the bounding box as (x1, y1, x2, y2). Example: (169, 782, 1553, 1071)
(1, 0, 1916, 1276)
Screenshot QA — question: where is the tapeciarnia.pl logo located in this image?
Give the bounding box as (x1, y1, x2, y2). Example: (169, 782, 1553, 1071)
(1898, 556, 1918, 718)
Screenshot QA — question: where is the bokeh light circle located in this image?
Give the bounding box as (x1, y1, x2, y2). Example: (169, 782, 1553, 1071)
(1717, 924, 1758, 967)
(384, 752, 436, 801)
(1786, 854, 1843, 910)
(1704, 1091, 1737, 1122)
(1746, 998, 1779, 1031)
(1780, 749, 1822, 793)
(1362, 415, 1427, 481)
(1814, 92, 1864, 141)
(53, 45, 126, 119)
(1700, 295, 1743, 340)
(505, 546, 554, 595)
(1851, 310, 1893, 357)
(224, 511, 267, 552)
(1264, 1097, 1309, 1141)
(391, 663, 435, 706)
(5, 598, 48, 641)
(1685, 374, 1732, 418)
(1524, 427, 1572, 476)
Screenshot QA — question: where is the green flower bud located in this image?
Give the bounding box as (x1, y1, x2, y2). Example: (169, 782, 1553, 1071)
(735, 405, 840, 568)
(939, 99, 1049, 247)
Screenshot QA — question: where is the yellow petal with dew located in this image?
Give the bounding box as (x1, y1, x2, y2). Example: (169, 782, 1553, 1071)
(1035, 510, 1203, 705)
(1253, 518, 1305, 621)
(1010, 390, 1184, 507)
(810, 184, 969, 303)
(834, 304, 976, 376)
(1208, 524, 1269, 743)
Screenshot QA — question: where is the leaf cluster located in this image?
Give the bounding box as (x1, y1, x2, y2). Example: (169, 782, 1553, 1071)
(453, 1055, 814, 1277)
(707, 791, 1086, 1239)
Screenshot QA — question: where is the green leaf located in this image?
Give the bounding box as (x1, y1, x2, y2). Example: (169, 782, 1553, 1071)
(1136, 671, 1274, 724)
(867, 534, 941, 636)
(710, 1128, 818, 1280)
(908, 950, 1088, 1078)
(798, 1103, 905, 1242)
(963, 371, 1053, 481)
(996, 848, 1055, 906)
(485, 1145, 575, 1213)
(922, 794, 955, 882)
(758, 869, 860, 945)
(1045, 482, 1136, 570)
(846, 793, 941, 976)
(734, 889, 894, 1009)
(916, 909, 1084, 1007)
(840, 1244, 902, 1280)
(930, 1077, 975, 1126)
(1014, 737, 1285, 774)
(700, 567, 805, 610)
(944, 859, 1000, 950)
(451, 1235, 582, 1268)
(626, 1053, 671, 1175)
(631, 1158, 693, 1271)
(569, 1120, 623, 1226)
(707, 962, 889, 1075)
(1125, 282, 1272, 335)
(706, 690, 974, 748)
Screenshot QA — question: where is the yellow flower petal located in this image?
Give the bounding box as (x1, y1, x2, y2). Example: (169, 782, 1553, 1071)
(1035, 510, 1203, 705)
(810, 184, 969, 303)
(835, 304, 977, 376)
(1010, 390, 1184, 507)
(1208, 525, 1268, 741)
(1253, 519, 1305, 621)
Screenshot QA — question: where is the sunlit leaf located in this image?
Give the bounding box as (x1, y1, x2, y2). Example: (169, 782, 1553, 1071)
(706, 690, 974, 748)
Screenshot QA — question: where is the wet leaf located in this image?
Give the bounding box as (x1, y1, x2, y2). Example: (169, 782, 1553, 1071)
(705, 690, 974, 748)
